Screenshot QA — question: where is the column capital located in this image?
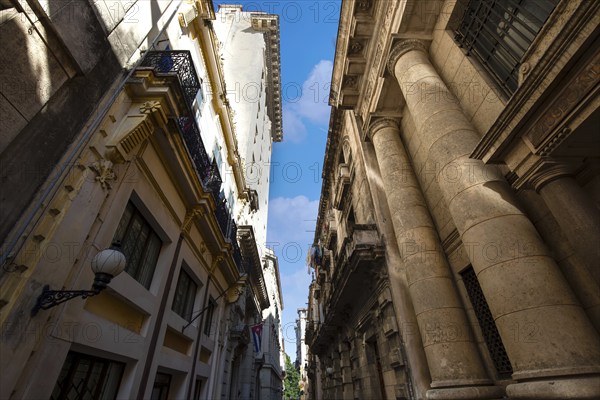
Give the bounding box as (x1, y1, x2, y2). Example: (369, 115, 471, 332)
(387, 39, 428, 75)
(528, 161, 575, 192)
(367, 117, 400, 141)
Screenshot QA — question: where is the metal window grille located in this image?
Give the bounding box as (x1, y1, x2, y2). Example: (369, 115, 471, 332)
(455, 0, 558, 96)
(461, 266, 513, 379)
(51, 351, 125, 400)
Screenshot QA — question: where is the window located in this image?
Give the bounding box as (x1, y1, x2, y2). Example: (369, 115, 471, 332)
(113, 202, 162, 289)
(461, 266, 513, 379)
(151, 373, 171, 400)
(204, 298, 217, 336)
(51, 351, 125, 400)
(454, 0, 558, 96)
(172, 268, 199, 321)
(193, 379, 203, 400)
(213, 144, 223, 175)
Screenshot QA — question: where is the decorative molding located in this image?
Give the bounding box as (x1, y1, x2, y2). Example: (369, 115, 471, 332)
(139, 100, 162, 114)
(105, 113, 155, 163)
(183, 206, 204, 233)
(209, 254, 225, 275)
(537, 127, 572, 157)
(251, 14, 283, 142)
(387, 39, 428, 75)
(367, 117, 400, 140)
(359, 1, 395, 119)
(89, 159, 116, 190)
(441, 229, 461, 255)
(356, 1, 372, 12)
(348, 40, 364, 55)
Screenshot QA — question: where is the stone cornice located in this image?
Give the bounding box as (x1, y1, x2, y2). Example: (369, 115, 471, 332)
(251, 14, 283, 142)
(313, 108, 343, 246)
(387, 39, 428, 75)
(367, 117, 400, 140)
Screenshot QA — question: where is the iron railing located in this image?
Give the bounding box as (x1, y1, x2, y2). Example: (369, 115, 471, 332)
(141, 50, 243, 272)
(140, 50, 202, 107)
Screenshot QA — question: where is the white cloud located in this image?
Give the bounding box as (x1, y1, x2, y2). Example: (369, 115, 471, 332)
(283, 60, 333, 143)
(268, 195, 318, 247)
(294, 60, 333, 125)
(282, 106, 307, 143)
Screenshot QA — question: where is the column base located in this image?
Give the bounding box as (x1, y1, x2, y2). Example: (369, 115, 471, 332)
(506, 375, 600, 399)
(426, 386, 505, 399)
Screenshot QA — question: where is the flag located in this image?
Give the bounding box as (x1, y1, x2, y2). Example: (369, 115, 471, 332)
(251, 323, 263, 353)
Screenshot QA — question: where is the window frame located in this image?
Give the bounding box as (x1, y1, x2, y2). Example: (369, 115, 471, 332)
(51, 351, 125, 400)
(112, 201, 163, 289)
(203, 297, 217, 337)
(172, 266, 200, 322)
(453, 0, 558, 97)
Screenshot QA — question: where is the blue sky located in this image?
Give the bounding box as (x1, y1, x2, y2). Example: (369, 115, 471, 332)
(215, 0, 340, 360)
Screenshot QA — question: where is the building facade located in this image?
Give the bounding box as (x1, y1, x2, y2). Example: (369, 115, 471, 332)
(307, 0, 600, 399)
(295, 308, 308, 399)
(0, 1, 283, 399)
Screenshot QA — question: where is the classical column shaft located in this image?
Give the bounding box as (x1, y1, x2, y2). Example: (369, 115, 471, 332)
(389, 40, 600, 396)
(536, 174, 600, 286)
(369, 119, 496, 397)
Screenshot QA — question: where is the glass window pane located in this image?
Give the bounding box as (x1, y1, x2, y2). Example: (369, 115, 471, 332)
(53, 352, 125, 400)
(113, 202, 162, 289)
(138, 234, 161, 289)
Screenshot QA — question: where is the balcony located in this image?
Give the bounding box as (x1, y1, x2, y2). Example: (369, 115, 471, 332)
(139, 51, 243, 271)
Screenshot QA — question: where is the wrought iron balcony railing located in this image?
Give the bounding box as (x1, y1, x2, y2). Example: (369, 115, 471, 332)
(140, 50, 202, 107)
(140, 50, 243, 272)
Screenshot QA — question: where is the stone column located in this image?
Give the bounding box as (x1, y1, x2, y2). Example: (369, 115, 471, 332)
(531, 164, 600, 286)
(368, 118, 502, 399)
(340, 343, 353, 400)
(388, 39, 600, 398)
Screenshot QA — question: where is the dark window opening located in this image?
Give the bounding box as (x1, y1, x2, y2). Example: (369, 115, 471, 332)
(462, 266, 513, 379)
(51, 351, 125, 400)
(151, 373, 171, 400)
(113, 201, 162, 289)
(172, 268, 199, 321)
(454, 0, 558, 96)
(204, 298, 217, 336)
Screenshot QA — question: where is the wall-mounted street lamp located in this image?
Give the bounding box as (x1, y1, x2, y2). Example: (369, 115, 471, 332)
(31, 243, 127, 316)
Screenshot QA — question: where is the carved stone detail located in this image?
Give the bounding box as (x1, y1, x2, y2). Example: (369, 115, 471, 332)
(356, 1, 372, 12)
(367, 118, 400, 140)
(348, 40, 364, 55)
(387, 39, 428, 75)
(89, 159, 116, 190)
(139, 100, 162, 114)
(183, 206, 204, 233)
